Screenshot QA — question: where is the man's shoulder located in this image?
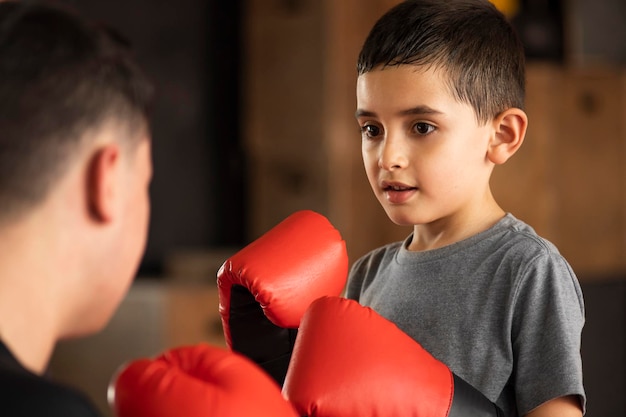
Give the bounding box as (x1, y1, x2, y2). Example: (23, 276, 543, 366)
(0, 365, 102, 417)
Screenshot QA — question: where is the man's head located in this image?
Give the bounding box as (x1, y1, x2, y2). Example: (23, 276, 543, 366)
(0, 1, 154, 338)
(357, 0, 525, 124)
(0, 1, 153, 224)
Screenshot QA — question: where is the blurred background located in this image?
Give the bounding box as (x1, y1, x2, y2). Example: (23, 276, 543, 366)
(47, 0, 625, 416)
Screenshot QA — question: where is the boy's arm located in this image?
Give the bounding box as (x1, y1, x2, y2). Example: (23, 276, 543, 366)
(526, 396, 582, 417)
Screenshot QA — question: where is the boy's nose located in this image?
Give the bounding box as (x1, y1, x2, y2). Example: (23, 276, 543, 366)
(379, 136, 408, 170)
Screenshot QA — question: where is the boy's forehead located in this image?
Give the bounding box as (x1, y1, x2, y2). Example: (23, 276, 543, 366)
(356, 65, 454, 112)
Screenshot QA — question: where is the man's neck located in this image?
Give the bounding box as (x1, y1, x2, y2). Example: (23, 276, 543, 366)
(0, 282, 58, 374)
(0, 222, 62, 374)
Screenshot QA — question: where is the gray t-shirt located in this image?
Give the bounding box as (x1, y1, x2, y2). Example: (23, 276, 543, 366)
(346, 214, 585, 417)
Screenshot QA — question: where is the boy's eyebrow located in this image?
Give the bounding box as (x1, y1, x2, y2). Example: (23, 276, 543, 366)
(355, 109, 376, 118)
(399, 105, 443, 116)
(355, 105, 443, 119)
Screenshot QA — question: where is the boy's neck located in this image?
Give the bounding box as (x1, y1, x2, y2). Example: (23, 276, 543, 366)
(407, 205, 506, 252)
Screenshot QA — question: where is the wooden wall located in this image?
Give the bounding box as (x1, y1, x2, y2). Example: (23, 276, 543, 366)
(493, 65, 626, 278)
(244, 0, 408, 259)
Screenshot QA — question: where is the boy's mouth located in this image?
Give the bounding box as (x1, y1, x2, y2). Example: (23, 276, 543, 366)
(385, 185, 415, 191)
(381, 181, 418, 203)
(381, 181, 417, 192)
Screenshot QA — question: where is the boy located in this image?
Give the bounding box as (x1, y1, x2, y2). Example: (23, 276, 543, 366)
(346, 1, 585, 416)
(0, 2, 154, 415)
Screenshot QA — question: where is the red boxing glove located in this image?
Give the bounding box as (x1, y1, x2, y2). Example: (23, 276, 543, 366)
(283, 296, 504, 417)
(217, 210, 348, 384)
(109, 344, 298, 417)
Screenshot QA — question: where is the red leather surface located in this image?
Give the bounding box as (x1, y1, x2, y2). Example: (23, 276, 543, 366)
(110, 343, 298, 417)
(217, 210, 348, 348)
(283, 296, 454, 417)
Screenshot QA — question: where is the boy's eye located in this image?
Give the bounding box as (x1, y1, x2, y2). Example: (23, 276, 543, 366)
(413, 122, 435, 135)
(361, 124, 381, 138)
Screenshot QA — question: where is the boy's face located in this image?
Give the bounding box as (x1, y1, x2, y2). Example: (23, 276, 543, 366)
(356, 65, 495, 227)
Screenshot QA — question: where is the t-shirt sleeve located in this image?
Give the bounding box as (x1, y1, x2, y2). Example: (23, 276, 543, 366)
(511, 251, 586, 415)
(344, 255, 368, 301)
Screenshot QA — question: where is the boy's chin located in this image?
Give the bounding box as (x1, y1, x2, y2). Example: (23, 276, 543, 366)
(383, 209, 418, 227)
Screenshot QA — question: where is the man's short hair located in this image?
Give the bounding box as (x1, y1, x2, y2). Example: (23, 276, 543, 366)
(0, 1, 154, 222)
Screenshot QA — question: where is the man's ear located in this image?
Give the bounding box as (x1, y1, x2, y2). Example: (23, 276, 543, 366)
(487, 107, 528, 165)
(87, 144, 121, 222)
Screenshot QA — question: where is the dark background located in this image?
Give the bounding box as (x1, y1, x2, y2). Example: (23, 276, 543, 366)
(65, 0, 247, 276)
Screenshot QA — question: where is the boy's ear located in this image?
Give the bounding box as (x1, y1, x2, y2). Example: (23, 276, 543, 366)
(87, 144, 121, 223)
(487, 107, 528, 165)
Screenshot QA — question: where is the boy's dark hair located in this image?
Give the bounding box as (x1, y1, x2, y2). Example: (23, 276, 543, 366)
(0, 1, 154, 222)
(357, 0, 525, 123)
